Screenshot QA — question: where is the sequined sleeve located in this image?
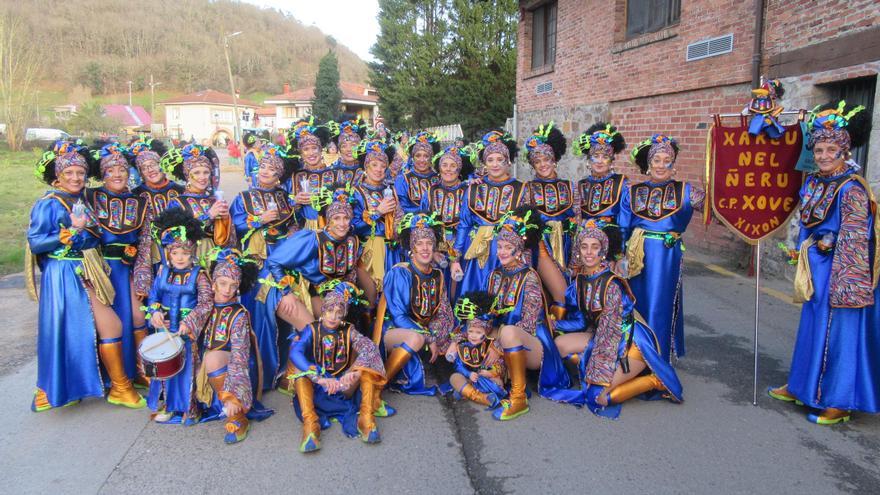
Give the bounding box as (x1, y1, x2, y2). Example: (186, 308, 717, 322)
(181, 271, 213, 334)
(427, 290, 455, 353)
(351, 330, 385, 377)
(518, 270, 544, 336)
(132, 207, 153, 296)
(689, 183, 706, 212)
(225, 311, 253, 410)
(584, 281, 624, 386)
(829, 184, 873, 308)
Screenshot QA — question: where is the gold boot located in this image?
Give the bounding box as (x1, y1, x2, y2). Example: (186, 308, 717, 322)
(100, 340, 146, 409)
(548, 303, 567, 322)
(357, 371, 382, 444)
(382, 345, 415, 388)
(294, 377, 321, 453)
(461, 383, 494, 407)
(132, 328, 151, 389)
(276, 361, 297, 397)
(493, 349, 529, 421)
(608, 374, 662, 404)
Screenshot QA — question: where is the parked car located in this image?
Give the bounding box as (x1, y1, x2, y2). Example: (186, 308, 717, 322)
(25, 128, 70, 150)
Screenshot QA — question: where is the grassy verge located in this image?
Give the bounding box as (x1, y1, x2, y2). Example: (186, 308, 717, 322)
(0, 149, 49, 276)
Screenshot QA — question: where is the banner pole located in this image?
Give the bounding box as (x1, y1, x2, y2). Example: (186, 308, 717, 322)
(752, 241, 761, 406)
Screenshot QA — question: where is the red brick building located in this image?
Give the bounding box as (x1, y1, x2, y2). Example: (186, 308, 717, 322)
(516, 0, 880, 267)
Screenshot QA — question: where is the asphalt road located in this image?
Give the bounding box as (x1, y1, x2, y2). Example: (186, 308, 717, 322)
(2, 158, 878, 494)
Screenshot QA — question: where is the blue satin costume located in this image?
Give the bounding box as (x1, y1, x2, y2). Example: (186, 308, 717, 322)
(289, 322, 367, 438)
(87, 187, 149, 381)
(626, 180, 696, 363)
(243, 149, 260, 186)
(578, 173, 632, 243)
(555, 269, 683, 417)
(28, 191, 105, 407)
(488, 264, 571, 399)
(527, 177, 577, 272)
(454, 177, 529, 296)
(381, 263, 453, 396)
(420, 181, 467, 300)
(351, 181, 403, 281)
(145, 265, 213, 422)
(328, 158, 364, 185)
(394, 168, 439, 214)
(785, 169, 880, 412)
(261, 229, 362, 388)
(452, 340, 508, 401)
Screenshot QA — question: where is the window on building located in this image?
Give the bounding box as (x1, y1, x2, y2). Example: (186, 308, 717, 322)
(626, 0, 680, 39)
(826, 75, 876, 172)
(531, 1, 557, 70)
(282, 106, 296, 118)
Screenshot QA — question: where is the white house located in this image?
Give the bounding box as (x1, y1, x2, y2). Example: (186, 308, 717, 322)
(264, 82, 379, 130)
(161, 89, 259, 144)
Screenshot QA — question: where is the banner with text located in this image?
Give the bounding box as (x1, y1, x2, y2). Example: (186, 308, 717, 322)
(708, 122, 803, 244)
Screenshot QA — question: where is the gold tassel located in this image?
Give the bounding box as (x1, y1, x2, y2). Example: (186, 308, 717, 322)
(24, 242, 38, 302)
(793, 238, 815, 303)
(255, 273, 272, 303)
(547, 220, 566, 268)
(81, 248, 115, 306)
(464, 226, 494, 268)
(247, 229, 268, 260)
(626, 228, 647, 278)
(362, 236, 387, 289)
(194, 359, 213, 405)
(213, 216, 231, 247)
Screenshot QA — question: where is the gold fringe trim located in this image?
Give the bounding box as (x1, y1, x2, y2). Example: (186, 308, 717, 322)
(25, 242, 38, 302)
(464, 226, 494, 268)
(81, 248, 115, 306)
(625, 228, 647, 278)
(793, 237, 815, 303)
(362, 236, 387, 290)
(547, 220, 566, 269)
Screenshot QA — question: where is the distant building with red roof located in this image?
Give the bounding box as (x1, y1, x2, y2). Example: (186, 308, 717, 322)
(102, 104, 152, 131)
(264, 82, 379, 130)
(161, 89, 260, 143)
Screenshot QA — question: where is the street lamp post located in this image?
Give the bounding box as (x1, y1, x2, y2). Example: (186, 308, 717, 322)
(223, 31, 243, 142)
(149, 74, 162, 120)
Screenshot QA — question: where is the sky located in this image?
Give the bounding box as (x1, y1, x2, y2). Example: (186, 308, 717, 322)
(242, 0, 380, 61)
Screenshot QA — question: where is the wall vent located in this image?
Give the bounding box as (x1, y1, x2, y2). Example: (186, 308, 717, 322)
(686, 34, 734, 62)
(535, 81, 553, 95)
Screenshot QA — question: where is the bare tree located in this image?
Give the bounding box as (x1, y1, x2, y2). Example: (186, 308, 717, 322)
(0, 10, 39, 150)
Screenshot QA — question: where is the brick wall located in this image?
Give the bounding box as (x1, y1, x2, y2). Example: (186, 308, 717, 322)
(516, 0, 880, 268)
(763, 0, 880, 57)
(518, 0, 755, 114)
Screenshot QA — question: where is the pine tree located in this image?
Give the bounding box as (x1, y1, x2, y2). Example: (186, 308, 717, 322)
(370, 0, 516, 138)
(312, 50, 342, 122)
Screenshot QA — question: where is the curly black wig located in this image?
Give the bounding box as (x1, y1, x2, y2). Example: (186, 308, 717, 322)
(397, 211, 444, 251)
(432, 145, 475, 180)
(583, 122, 627, 155)
(456, 290, 496, 322)
(36, 142, 94, 186)
(630, 136, 680, 174)
(151, 206, 206, 245)
(527, 123, 567, 163)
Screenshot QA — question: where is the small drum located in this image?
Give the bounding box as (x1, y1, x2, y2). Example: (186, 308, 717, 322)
(138, 332, 185, 380)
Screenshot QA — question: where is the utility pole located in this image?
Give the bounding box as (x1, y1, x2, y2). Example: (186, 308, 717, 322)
(127, 80, 133, 106)
(223, 31, 243, 142)
(149, 74, 162, 118)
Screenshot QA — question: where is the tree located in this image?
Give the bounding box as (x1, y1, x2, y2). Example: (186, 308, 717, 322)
(79, 62, 105, 95)
(0, 11, 40, 150)
(311, 50, 342, 122)
(369, 0, 516, 138)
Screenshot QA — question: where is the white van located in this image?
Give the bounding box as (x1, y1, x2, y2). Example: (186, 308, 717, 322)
(25, 128, 70, 149)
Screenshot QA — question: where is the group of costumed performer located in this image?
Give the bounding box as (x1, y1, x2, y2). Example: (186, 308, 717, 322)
(769, 101, 880, 425)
